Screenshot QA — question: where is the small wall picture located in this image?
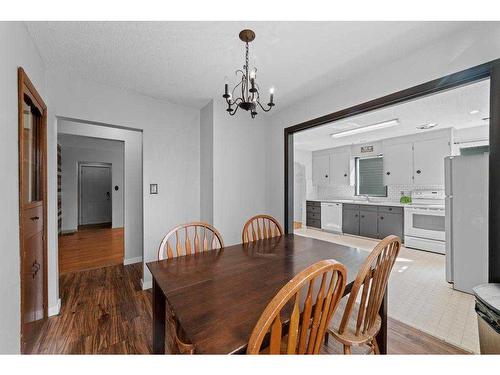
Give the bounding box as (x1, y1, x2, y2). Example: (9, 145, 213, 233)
(150, 184, 158, 194)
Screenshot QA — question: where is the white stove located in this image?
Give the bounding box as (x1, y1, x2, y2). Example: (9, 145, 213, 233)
(404, 190, 446, 254)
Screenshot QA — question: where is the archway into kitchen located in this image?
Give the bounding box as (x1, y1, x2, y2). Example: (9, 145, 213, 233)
(286, 63, 497, 354)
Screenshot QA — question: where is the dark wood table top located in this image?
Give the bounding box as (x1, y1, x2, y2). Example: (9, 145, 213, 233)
(147, 234, 370, 354)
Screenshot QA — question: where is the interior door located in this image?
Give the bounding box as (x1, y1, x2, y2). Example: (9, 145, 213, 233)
(413, 138, 450, 185)
(79, 164, 112, 225)
(18, 68, 47, 353)
(383, 142, 413, 185)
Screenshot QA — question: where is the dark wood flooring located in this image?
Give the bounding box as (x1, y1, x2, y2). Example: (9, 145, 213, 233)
(30, 263, 469, 354)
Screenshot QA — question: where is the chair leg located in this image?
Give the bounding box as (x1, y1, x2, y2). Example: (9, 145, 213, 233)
(324, 332, 329, 345)
(371, 339, 380, 355)
(343, 344, 351, 354)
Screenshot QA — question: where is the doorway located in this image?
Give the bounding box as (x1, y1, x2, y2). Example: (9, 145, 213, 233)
(18, 67, 48, 353)
(78, 162, 112, 228)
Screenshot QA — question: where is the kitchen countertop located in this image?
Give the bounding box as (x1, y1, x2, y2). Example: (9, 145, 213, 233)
(307, 198, 445, 209)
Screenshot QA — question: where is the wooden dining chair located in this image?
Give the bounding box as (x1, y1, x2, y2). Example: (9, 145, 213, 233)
(242, 214, 284, 243)
(158, 222, 224, 260)
(324, 235, 401, 354)
(158, 222, 225, 354)
(247, 259, 347, 354)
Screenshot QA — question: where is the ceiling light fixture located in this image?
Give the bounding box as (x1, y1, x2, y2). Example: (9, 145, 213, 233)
(469, 110, 480, 115)
(416, 122, 438, 130)
(330, 119, 399, 138)
(223, 29, 275, 118)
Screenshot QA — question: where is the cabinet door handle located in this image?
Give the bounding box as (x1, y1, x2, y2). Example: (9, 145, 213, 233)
(386, 171, 390, 175)
(416, 170, 421, 174)
(30, 216, 40, 221)
(361, 215, 365, 218)
(380, 216, 384, 220)
(355, 214, 358, 217)
(325, 174, 328, 178)
(344, 173, 347, 177)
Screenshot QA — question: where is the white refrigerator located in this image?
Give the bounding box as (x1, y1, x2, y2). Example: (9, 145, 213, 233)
(445, 153, 489, 294)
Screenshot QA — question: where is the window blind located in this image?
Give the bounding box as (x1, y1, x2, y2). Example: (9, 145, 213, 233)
(357, 156, 386, 196)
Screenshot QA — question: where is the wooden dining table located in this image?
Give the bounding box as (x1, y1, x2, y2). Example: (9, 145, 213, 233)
(147, 234, 388, 354)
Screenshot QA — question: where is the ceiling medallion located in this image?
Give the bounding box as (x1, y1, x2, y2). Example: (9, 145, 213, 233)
(223, 29, 275, 118)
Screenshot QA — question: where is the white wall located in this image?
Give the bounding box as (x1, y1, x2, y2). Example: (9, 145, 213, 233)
(200, 101, 214, 223)
(294, 149, 313, 224)
(266, 22, 500, 224)
(0, 22, 47, 353)
(47, 71, 200, 292)
(212, 98, 269, 245)
(59, 137, 125, 231)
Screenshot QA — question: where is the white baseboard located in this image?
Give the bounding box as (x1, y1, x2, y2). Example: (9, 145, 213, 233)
(124, 256, 143, 265)
(60, 229, 77, 235)
(48, 298, 61, 316)
(141, 279, 152, 290)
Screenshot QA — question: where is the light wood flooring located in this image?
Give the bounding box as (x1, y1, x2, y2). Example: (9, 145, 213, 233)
(58, 227, 124, 274)
(30, 262, 469, 354)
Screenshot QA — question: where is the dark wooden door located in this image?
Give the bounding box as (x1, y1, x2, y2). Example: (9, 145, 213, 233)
(19, 68, 47, 353)
(378, 212, 404, 239)
(342, 208, 359, 235)
(359, 210, 378, 238)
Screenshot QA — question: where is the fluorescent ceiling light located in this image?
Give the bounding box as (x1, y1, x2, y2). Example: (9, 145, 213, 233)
(330, 119, 399, 138)
(469, 109, 480, 115)
(416, 122, 438, 130)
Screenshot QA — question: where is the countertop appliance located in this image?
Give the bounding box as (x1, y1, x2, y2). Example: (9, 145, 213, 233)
(404, 189, 445, 254)
(445, 153, 488, 294)
(321, 202, 342, 233)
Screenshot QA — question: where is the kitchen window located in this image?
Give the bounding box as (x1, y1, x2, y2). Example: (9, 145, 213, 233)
(355, 155, 387, 197)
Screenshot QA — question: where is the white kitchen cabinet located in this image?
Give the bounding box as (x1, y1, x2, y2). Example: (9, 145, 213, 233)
(312, 154, 330, 186)
(383, 142, 413, 185)
(330, 151, 351, 186)
(413, 137, 450, 185)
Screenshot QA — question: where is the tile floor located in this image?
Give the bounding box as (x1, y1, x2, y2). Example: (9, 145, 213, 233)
(294, 227, 479, 353)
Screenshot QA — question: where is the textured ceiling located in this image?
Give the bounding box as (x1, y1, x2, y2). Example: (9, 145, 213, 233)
(26, 21, 472, 110)
(294, 79, 490, 151)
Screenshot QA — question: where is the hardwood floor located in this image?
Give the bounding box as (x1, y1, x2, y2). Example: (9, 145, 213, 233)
(30, 263, 470, 354)
(58, 227, 124, 274)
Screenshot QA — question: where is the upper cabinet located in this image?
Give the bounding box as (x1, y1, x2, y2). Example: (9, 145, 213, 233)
(312, 154, 330, 186)
(311, 129, 451, 188)
(413, 137, 450, 185)
(330, 151, 351, 186)
(383, 142, 413, 185)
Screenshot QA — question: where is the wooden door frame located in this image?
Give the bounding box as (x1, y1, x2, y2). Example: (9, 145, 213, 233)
(283, 58, 500, 283)
(18, 67, 48, 352)
(77, 162, 113, 227)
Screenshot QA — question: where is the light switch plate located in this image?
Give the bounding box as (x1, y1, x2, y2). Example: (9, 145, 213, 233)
(150, 184, 158, 194)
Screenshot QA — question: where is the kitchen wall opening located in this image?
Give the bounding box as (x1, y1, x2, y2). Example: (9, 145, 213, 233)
(292, 77, 490, 353)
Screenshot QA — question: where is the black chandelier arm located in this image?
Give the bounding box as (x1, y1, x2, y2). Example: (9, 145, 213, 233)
(228, 104, 240, 116)
(257, 100, 273, 112)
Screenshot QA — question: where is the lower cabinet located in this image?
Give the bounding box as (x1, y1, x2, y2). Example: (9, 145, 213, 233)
(359, 209, 379, 238)
(377, 212, 404, 239)
(342, 206, 359, 235)
(306, 201, 322, 229)
(343, 204, 404, 240)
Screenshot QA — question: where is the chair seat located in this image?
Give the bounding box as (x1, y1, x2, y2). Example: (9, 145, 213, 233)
(327, 297, 381, 346)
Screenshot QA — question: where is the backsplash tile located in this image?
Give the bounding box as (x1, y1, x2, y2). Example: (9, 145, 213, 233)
(316, 184, 444, 202)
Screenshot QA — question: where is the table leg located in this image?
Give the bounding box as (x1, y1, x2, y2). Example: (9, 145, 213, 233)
(376, 287, 388, 354)
(152, 278, 166, 354)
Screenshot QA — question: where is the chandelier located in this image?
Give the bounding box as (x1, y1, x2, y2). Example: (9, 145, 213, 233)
(223, 29, 275, 118)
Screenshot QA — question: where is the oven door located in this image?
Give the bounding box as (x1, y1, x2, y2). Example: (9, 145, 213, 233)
(404, 207, 445, 241)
